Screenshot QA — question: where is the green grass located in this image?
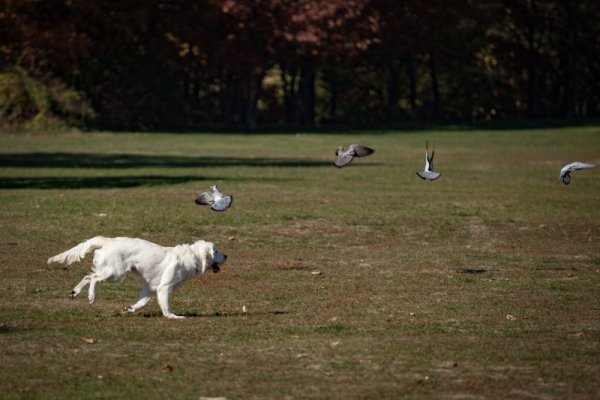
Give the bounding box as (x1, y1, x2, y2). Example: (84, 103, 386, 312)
(1, 127, 599, 399)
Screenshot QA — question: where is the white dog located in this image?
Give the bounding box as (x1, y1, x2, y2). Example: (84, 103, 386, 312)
(47, 236, 227, 319)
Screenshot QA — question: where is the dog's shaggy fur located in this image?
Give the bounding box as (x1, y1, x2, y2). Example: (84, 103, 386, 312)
(47, 236, 227, 319)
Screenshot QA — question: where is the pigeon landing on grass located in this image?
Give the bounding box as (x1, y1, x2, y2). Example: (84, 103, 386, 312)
(334, 144, 375, 168)
(558, 162, 597, 185)
(195, 185, 233, 212)
(416, 140, 441, 181)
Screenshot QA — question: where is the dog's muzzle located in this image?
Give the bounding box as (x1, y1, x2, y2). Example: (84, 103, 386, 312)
(212, 254, 227, 273)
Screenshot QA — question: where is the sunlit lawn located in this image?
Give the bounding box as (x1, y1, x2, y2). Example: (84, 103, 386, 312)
(0, 127, 599, 399)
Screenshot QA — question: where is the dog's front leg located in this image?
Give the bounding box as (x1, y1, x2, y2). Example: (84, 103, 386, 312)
(157, 285, 184, 319)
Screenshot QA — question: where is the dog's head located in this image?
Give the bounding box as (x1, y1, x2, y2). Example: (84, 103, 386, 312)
(191, 240, 227, 273)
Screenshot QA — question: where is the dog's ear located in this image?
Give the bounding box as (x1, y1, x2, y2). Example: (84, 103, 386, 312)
(191, 241, 213, 265)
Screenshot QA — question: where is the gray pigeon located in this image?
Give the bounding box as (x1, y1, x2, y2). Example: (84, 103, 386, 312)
(558, 162, 596, 185)
(334, 144, 375, 168)
(416, 140, 441, 181)
(195, 185, 233, 212)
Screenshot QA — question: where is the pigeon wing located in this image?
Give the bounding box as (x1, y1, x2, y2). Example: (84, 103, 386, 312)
(211, 195, 233, 212)
(195, 192, 214, 205)
(423, 147, 430, 171)
(427, 157, 435, 172)
(349, 145, 375, 157)
(568, 162, 597, 172)
(426, 141, 437, 171)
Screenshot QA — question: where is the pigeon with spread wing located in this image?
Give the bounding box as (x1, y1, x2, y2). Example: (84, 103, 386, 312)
(416, 140, 441, 181)
(334, 144, 375, 168)
(195, 185, 233, 212)
(558, 162, 596, 185)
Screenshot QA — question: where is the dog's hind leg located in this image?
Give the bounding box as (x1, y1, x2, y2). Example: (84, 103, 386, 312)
(70, 275, 92, 299)
(87, 270, 114, 304)
(124, 283, 153, 314)
(157, 285, 184, 319)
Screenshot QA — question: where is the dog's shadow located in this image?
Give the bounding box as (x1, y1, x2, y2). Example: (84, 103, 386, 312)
(129, 310, 289, 319)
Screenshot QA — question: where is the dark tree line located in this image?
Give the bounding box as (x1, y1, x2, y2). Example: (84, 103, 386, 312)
(1, 0, 598, 130)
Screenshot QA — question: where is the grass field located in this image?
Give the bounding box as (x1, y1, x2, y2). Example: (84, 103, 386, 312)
(1, 127, 599, 399)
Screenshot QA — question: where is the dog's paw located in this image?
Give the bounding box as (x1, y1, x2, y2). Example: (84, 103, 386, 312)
(164, 313, 186, 320)
(69, 291, 77, 299)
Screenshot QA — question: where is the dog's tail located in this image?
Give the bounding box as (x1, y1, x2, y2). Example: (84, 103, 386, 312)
(47, 236, 107, 265)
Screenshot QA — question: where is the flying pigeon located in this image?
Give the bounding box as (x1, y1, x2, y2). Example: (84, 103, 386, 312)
(558, 162, 597, 185)
(195, 185, 233, 212)
(416, 140, 441, 181)
(334, 144, 375, 168)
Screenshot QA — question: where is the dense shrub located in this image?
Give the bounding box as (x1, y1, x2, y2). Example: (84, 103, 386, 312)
(0, 68, 95, 131)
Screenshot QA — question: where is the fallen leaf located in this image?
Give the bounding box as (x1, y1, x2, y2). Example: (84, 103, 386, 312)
(162, 363, 173, 373)
(199, 397, 227, 400)
(311, 270, 322, 275)
(242, 305, 247, 313)
(82, 338, 96, 344)
(506, 314, 516, 321)
(440, 361, 459, 368)
(569, 331, 584, 338)
(228, 236, 236, 241)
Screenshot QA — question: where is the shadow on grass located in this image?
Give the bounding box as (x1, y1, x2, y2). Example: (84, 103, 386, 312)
(120, 119, 599, 134)
(0, 174, 296, 189)
(0, 152, 331, 169)
(0, 175, 216, 189)
(456, 268, 488, 274)
(138, 310, 289, 318)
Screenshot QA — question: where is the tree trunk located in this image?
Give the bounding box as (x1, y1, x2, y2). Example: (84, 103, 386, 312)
(299, 57, 316, 125)
(230, 72, 242, 125)
(243, 68, 265, 131)
(526, 0, 537, 117)
(386, 61, 400, 122)
(405, 54, 417, 113)
(428, 51, 441, 120)
(329, 80, 338, 123)
(280, 62, 298, 125)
